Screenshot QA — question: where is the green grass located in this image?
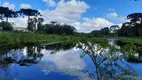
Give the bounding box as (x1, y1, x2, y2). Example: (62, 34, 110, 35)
(0, 32, 85, 47)
(115, 37, 142, 44)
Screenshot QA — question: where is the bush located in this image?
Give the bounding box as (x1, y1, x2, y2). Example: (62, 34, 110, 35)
(0, 21, 13, 31)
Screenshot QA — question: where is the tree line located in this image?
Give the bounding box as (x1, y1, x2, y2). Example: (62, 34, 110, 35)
(0, 6, 142, 37)
(0, 6, 76, 35)
(89, 13, 142, 37)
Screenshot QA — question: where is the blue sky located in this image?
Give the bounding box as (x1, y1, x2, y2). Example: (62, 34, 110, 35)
(0, 0, 142, 32)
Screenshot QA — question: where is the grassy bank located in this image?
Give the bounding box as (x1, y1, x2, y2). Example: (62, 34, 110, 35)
(116, 37, 142, 44)
(0, 32, 85, 47)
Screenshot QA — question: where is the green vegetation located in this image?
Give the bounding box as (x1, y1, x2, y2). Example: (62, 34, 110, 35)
(0, 32, 85, 47)
(115, 37, 142, 44)
(0, 21, 13, 31)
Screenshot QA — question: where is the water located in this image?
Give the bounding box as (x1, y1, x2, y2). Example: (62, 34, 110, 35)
(0, 44, 97, 80)
(0, 41, 142, 80)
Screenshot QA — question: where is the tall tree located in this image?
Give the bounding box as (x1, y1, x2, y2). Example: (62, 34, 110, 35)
(127, 13, 142, 25)
(110, 25, 120, 36)
(17, 8, 40, 20)
(119, 13, 142, 36)
(100, 27, 109, 37)
(0, 6, 17, 22)
(17, 8, 41, 31)
(27, 17, 38, 31)
(37, 17, 44, 32)
(0, 21, 13, 31)
(43, 22, 76, 35)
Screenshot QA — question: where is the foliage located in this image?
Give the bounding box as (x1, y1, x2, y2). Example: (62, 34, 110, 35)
(100, 27, 110, 36)
(42, 22, 76, 35)
(121, 43, 141, 62)
(0, 6, 17, 22)
(110, 25, 120, 36)
(17, 8, 40, 18)
(17, 8, 41, 31)
(89, 27, 110, 37)
(0, 21, 13, 31)
(76, 41, 140, 80)
(118, 13, 142, 37)
(37, 17, 44, 32)
(0, 32, 84, 47)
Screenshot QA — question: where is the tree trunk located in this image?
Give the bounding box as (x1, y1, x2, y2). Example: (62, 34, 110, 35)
(28, 16, 30, 32)
(28, 16, 30, 21)
(6, 17, 8, 22)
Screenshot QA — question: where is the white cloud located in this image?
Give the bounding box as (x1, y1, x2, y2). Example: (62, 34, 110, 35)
(40, 0, 90, 23)
(107, 12, 126, 22)
(8, 17, 28, 28)
(107, 12, 118, 18)
(42, 49, 86, 70)
(42, 0, 56, 7)
(1, 1, 117, 33)
(0, 2, 28, 28)
(72, 17, 114, 33)
(108, 8, 115, 11)
(1, 0, 91, 33)
(20, 4, 32, 9)
(2, 2, 15, 10)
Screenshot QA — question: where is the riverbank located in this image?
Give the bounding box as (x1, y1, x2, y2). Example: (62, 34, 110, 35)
(0, 32, 85, 47)
(109, 37, 142, 44)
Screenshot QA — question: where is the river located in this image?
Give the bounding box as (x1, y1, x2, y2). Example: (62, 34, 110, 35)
(0, 40, 142, 80)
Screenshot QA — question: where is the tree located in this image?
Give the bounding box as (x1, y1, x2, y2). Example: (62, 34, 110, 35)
(127, 13, 142, 24)
(119, 13, 142, 37)
(110, 25, 120, 36)
(100, 27, 109, 36)
(17, 8, 40, 20)
(77, 41, 137, 80)
(27, 17, 38, 31)
(127, 13, 142, 36)
(0, 21, 13, 31)
(43, 22, 76, 35)
(17, 8, 41, 31)
(90, 30, 102, 37)
(37, 17, 44, 32)
(0, 6, 17, 22)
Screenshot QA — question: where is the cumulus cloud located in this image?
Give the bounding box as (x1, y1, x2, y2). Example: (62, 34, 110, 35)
(20, 4, 32, 9)
(42, 49, 86, 70)
(1, 1, 117, 33)
(1, 0, 92, 33)
(2, 2, 15, 10)
(72, 17, 114, 33)
(107, 12, 126, 22)
(9, 17, 28, 28)
(39, 0, 90, 23)
(42, 0, 56, 7)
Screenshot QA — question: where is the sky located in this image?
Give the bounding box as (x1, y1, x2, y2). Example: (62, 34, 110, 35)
(0, 0, 142, 33)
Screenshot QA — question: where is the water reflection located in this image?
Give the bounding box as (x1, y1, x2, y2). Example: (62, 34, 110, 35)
(0, 46, 44, 80)
(0, 46, 43, 66)
(77, 41, 139, 80)
(116, 40, 142, 63)
(37, 48, 95, 80)
(0, 41, 141, 80)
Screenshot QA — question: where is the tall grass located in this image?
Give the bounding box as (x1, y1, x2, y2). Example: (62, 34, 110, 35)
(0, 32, 83, 47)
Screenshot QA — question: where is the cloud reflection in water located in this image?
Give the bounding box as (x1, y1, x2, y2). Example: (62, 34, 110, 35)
(37, 48, 94, 80)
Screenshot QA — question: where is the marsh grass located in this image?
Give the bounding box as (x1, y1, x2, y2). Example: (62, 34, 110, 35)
(0, 32, 84, 47)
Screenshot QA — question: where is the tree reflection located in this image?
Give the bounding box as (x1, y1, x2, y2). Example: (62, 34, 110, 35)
(77, 41, 140, 80)
(117, 40, 142, 63)
(0, 46, 43, 67)
(44, 41, 75, 50)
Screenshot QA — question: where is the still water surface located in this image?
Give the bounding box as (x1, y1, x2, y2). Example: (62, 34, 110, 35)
(0, 40, 142, 80)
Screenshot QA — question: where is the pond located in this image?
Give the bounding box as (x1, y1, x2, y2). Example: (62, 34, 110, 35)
(0, 40, 142, 80)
